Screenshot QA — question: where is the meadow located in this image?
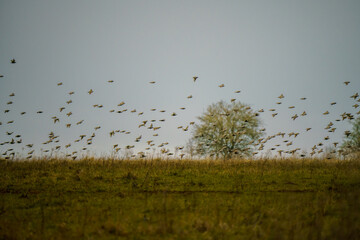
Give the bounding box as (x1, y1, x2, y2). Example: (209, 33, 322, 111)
(1, 157, 359, 239)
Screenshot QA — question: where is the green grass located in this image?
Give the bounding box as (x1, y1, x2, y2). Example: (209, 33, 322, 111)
(0, 158, 359, 239)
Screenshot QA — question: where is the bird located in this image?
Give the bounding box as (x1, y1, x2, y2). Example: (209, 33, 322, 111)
(10, 58, 16, 64)
(57, 82, 63, 86)
(0, 74, 4, 78)
(291, 114, 298, 120)
(323, 111, 329, 115)
(69, 91, 75, 95)
(187, 95, 192, 99)
(9, 93, 15, 97)
(149, 81, 156, 84)
(306, 128, 312, 131)
(108, 80, 114, 83)
(218, 84, 225, 88)
(330, 102, 336, 105)
(235, 90, 241, 93)
(351, 93, 359, 99)
(193, 76, 198, 82)
(88, 89, 94, 94)
(301, 111, 307, 116)
(278, 94, 284, 99)
(300, 97, 307, 100)
(344, 81, 350, 85)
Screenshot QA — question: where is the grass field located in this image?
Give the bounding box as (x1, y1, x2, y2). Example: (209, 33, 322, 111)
(0, 158, 359, 239)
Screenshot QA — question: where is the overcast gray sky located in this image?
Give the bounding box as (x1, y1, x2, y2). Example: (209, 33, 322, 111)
(1, 0, 360, 158)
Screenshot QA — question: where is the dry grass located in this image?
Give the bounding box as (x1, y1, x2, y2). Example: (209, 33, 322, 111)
(0, 157, 359, 239)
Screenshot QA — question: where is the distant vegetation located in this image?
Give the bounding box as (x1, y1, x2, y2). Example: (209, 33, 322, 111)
(0, 158, 359, 239)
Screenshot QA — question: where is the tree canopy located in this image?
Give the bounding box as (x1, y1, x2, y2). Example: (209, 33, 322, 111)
(190, 100, 262, 159)
(339, 117, 360, 158)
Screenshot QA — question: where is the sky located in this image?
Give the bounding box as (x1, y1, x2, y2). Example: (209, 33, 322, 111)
(1, 0, 360, 159)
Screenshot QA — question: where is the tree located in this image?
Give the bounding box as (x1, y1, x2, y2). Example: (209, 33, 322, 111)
(190, 100, 263, 159)
(339, 117, 360, 158)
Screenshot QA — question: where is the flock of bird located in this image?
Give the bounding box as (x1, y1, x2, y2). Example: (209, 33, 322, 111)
(1, 58, 359, 160)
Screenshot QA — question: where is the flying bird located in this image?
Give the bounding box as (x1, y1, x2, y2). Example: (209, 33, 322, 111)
(193, 76, 198, 82)
(218, 84, 225, 88)
(344, 81, 350, 85)
(88, 89, 94, 94)
(351, 93, 359, 99)
(10, 58, 16, 64)
(149, 81, 156, 84)
(278, 94, 284, 99)
(291, 114, 298, 120)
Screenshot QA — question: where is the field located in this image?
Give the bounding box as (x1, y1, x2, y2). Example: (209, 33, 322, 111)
(1, 158, 360, 240)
